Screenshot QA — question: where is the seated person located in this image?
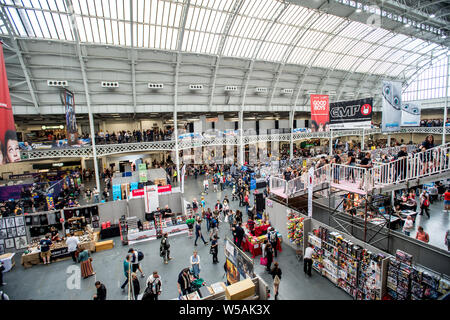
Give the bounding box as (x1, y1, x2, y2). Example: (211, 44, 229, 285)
(50, 226, 61, 242)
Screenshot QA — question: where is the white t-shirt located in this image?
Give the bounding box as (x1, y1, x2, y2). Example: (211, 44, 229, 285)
(66, 236, 80, 252)
(304, 247, 314, 259)
(403, 219, 414, 232)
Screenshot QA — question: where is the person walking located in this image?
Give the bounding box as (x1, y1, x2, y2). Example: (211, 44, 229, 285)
(177, 268, 193, 298)
(160, 233, 172, 264)
(93, 281, 107, 300)
(268, 227, 279, 257)
(420, 193, 431, 218)
(415, 226, 429, 243)
(210, 235, 219, 264)
(444, 188, 450, 213)
(190, 250, 201, 279)
(128, 248, 145, 278)
(234, 222, 244, 249)
(77, 247, 95, 279)
(402, 215, 414, 236)
(121, 254, 132, 292)
(131, 273, 140, 300)
(303, 244, 314, 277)
(265, 243, 274, 272)
(270, 262, 282, 300)
(194, 218, 208, 246)
(143, 271, 162, 300)
(66, 232, 79, 263)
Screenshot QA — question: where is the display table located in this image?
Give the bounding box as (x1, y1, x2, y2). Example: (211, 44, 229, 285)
(241, 237, 282, 258)
(127, 229, 157, 245)
(21, 232, 99, 268)
(0, 253, 15, 272)
(100, 225, 121, 239)
(163, 224, 189, 236)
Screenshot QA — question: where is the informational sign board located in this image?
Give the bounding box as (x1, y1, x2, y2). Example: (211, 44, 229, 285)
(329, 98, 373, 129)
(310, 94, 330, 132)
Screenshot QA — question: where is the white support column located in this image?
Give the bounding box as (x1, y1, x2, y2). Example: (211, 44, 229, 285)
(239, 109, 244, 166)
(443, 53, 449, 145)
(65, 0, 100, 193)
(387, 134, 391, 147)
(329, 129, 333, 155)
(361, 128, 365, 150)
(289, 109, 295, 160)
(173, 0, 190, 184)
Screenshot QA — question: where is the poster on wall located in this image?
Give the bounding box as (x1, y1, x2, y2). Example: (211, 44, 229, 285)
(0, 42, 21, 164)
(310, 94, 330, 132)
(138, 163, 147, 183)
(329, 98, 373, 129)
(64, 89, 78, 145)
(225, 258, 240, 285)
(112, 184, 121, 201)
(400, 102, 421, 127)
(144, 185, 159, 213)
(381, 81, 402, 132)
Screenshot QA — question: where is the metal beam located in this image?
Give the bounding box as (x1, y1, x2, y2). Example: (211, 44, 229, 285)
(65, 0, 101, 193)
(238, 1, 290, 166)
(0, 7, 39, 113)
(129, 0, 137, 118)
(208, 0, 244, 111)
(174, 0, 191, 184)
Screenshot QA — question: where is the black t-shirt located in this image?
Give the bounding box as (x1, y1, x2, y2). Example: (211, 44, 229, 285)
(422, 141, 434, 150)
(360, 157, 371, 166)
(283, 171, 291, 181)
(397, 150, 408, 158)
(334, 155, 341, 164)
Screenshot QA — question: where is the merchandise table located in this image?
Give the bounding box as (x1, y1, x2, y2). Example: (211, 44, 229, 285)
(20, 232, 98, 268)
(100, 225, 121, 239)
(241, 236, 282, 258)
(0, 253, 15, 272)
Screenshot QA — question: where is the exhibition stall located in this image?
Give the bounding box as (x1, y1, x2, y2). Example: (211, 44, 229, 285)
(386, 249, 450, 300)
(240, 220, 283, 258)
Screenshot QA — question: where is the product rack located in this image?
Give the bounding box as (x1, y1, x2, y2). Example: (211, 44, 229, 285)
(307, 227, 385, 300)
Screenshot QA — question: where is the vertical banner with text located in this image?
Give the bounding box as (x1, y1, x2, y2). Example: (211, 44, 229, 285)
(310, 94, 330, 132)
(0, 42, 20, 164)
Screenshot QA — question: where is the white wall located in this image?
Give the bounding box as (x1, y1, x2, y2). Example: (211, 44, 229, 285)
(103, 121, 140, 132)
(0, 161, 34, 176)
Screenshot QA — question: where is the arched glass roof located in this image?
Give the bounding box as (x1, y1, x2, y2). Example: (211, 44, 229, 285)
(0, 0, 448, 79)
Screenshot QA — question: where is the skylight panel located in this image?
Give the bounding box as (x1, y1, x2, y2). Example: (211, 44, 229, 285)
(289, 48, 315, 65)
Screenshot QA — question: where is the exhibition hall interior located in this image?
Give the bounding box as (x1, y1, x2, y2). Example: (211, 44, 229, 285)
(0, 0, 449, 302)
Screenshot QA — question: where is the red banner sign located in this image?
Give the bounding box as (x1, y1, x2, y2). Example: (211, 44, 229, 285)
(131, 189, 145, 197)
(310, 94, 330, 132)
(0, 42, 20, 164)
(158, 185, 172, 193)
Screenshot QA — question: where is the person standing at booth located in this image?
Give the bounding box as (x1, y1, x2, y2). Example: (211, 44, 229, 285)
(66, 232, 80, 263)
(303, 244, 314, 277)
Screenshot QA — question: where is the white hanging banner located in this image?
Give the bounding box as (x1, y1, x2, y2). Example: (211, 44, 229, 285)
(381, 81, 402, 132)
(308, 167, 314, 217)
(144, 185, 159, 213)
(400, 102, 421, 127)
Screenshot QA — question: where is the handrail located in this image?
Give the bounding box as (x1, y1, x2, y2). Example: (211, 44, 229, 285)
(270, 142, 450, 197)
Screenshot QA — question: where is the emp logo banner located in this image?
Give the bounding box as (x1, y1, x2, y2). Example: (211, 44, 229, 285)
(329, 97, 373, 129)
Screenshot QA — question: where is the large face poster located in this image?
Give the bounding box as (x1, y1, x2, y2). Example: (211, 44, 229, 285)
(310, 94, 330, 132)
(401, 102, 421, 127)
(381, 81, 402, 132)
(64, 89, 78, 145)
(329, 98, 373, 129)
(0, 42, 20, 164)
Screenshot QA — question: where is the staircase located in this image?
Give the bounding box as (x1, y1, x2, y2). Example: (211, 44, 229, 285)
(270, 143, 450, 198)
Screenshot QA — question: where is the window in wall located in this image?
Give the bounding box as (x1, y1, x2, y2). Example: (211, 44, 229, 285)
(403, 55, 448, 102)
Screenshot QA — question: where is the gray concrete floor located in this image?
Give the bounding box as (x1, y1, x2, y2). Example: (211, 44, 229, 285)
(2, 175, 351, 300)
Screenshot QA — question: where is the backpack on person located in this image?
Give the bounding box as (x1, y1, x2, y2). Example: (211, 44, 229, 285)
(274, 275, 281, 285)
(138, 251, 144, 261)
(423, 198, 430, 207)
(269, 231, 278, 244)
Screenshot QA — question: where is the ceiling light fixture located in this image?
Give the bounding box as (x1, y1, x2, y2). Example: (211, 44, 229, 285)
(355, 8, 361, 13)
(430, 14, 435, 18)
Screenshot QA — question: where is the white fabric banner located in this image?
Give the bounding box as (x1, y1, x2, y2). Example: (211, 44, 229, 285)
(144, 185, 159, 213)
(381, 81, 402, 132)
(308, 167, 314, 217)
(401, 102, 421, 127)
(180, 164, 186, 194)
